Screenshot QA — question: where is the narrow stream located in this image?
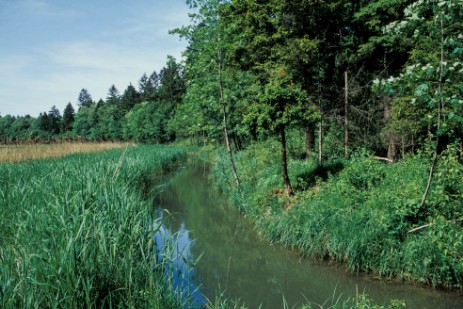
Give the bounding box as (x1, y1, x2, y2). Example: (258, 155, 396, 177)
(154, 159, 463, 308)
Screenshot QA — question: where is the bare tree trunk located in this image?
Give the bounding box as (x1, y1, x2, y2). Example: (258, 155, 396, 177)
(387, 137, 398, 163)
(344, 70, 350, 160)
(280, 125, 293, 197)
(305, 126, 315, 161)
(218, 49, 241, 189)
(419, 14, 444, 211)
(384, 97, 397, 163)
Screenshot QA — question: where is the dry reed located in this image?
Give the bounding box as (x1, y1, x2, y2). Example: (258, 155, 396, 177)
(0, 142, 132, 163)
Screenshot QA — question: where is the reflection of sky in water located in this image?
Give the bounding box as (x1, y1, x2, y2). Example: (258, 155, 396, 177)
(153, 213, 206, 308)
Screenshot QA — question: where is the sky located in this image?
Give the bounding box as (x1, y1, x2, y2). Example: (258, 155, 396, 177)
(0, 0, 191, 117)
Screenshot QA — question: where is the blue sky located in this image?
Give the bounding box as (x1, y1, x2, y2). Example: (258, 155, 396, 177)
(0, 0, 190, 117)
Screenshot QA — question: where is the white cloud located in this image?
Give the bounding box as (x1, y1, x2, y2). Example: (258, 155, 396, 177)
(0, 0, 190, 117)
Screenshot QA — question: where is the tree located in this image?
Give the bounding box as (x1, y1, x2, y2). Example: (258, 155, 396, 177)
(374, 0, 463, 214)
(120, 84, 141, 112)
(226, 0, 316, 195)
(355, 0, 416, 161)
(62, 102, 75, 132)
(150, 71, 160, 90)
(77, 88, 93, 108)
(138, 73, 155, 101)
(72, 105, 96, 140)
(172, 0, 243, 187)
(48, 105, 62, 135)
(107, 85, 121, 105)
(157, 56, 186, 105)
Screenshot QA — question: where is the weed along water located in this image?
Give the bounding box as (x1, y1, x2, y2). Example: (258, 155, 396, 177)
(154, 159, 463, 309)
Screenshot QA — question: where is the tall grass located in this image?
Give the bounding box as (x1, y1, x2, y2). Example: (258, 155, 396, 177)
(212, 139, 463, 290)
(0, 142, 130, 163)
(0, 145, 189, 308)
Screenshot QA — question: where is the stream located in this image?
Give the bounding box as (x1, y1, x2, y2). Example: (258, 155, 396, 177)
(153, 159, 463, 308)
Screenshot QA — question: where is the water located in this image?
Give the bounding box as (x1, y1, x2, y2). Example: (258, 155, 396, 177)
(153, 160, 463, 308)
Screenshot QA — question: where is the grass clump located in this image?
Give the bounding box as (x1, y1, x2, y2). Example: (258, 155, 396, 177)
(211, 140, 463, 289)
(0, 145, 190, 308)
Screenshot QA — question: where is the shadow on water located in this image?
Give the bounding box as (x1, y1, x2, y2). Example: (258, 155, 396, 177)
(153, 159, 463, 309)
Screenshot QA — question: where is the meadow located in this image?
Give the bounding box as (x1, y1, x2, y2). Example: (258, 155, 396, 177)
(0, 145, 188, 308)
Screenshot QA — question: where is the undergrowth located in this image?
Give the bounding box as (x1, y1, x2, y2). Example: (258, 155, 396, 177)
(212, 139, 463, 290)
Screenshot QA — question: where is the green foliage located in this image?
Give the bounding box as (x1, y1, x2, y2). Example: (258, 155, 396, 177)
(374, 0, 463, 148)
(0, 145, 189, 308)
(124, 101, 174, 143)
(212, 139, 463, 289)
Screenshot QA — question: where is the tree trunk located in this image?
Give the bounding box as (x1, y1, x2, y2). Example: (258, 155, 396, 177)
(419, 13, 444, 211)
(344, 70, 350, 160)
(280, 125, 293, 197)
(383, 97, 397, 163)
(305, 126, 315, 161)
(318, 115, 323, 165)
(218, 49, 241, 189)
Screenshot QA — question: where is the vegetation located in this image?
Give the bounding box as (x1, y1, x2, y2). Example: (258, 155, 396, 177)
(0, 145, 189, 308)
(1, 0, 463, 303)
(0, 142, 128, 163)
(212, 135, 463, 289)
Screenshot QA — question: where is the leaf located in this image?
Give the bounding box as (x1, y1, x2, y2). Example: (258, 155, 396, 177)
(415, 83, 429, 96)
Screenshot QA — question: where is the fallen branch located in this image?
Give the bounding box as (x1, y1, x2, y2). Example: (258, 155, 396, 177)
(369, 156, 394, 163)
(408, 224, 431, 234)
(408, 217, 463, 234)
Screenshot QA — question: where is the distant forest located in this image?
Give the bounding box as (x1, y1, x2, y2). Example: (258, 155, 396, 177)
(1, 0, 462, 165)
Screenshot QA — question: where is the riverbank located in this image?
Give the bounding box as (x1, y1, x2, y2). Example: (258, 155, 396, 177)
(211, 139, 463, 291)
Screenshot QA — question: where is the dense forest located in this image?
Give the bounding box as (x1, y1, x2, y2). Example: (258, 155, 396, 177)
(2, 0, 463, 289)
(2, 1, 462, 164)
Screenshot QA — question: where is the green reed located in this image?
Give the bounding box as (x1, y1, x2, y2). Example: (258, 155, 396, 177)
(0, 145, 188, 308)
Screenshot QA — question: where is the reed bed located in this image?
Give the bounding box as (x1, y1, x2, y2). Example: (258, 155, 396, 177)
(0, 145, 189, 308)
(0, 142, 131, 163)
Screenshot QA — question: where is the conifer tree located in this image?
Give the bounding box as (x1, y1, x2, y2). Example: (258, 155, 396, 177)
(62, 102, 75, 132)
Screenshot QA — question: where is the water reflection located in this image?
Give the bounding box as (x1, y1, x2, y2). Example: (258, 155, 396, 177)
(154, 160, 463, 309)
(153, 209, 206, 307)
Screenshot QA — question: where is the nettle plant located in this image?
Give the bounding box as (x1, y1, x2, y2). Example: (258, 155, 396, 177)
(374, 0, 463, 144)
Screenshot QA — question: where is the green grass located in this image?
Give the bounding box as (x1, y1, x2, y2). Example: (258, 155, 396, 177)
(0, 145, 189, 308)
(212, 140, 463, 290)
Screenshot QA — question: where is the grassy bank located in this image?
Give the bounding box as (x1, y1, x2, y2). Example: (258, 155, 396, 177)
(0, 145, 188, 308)
(212, 139, 463, 290)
